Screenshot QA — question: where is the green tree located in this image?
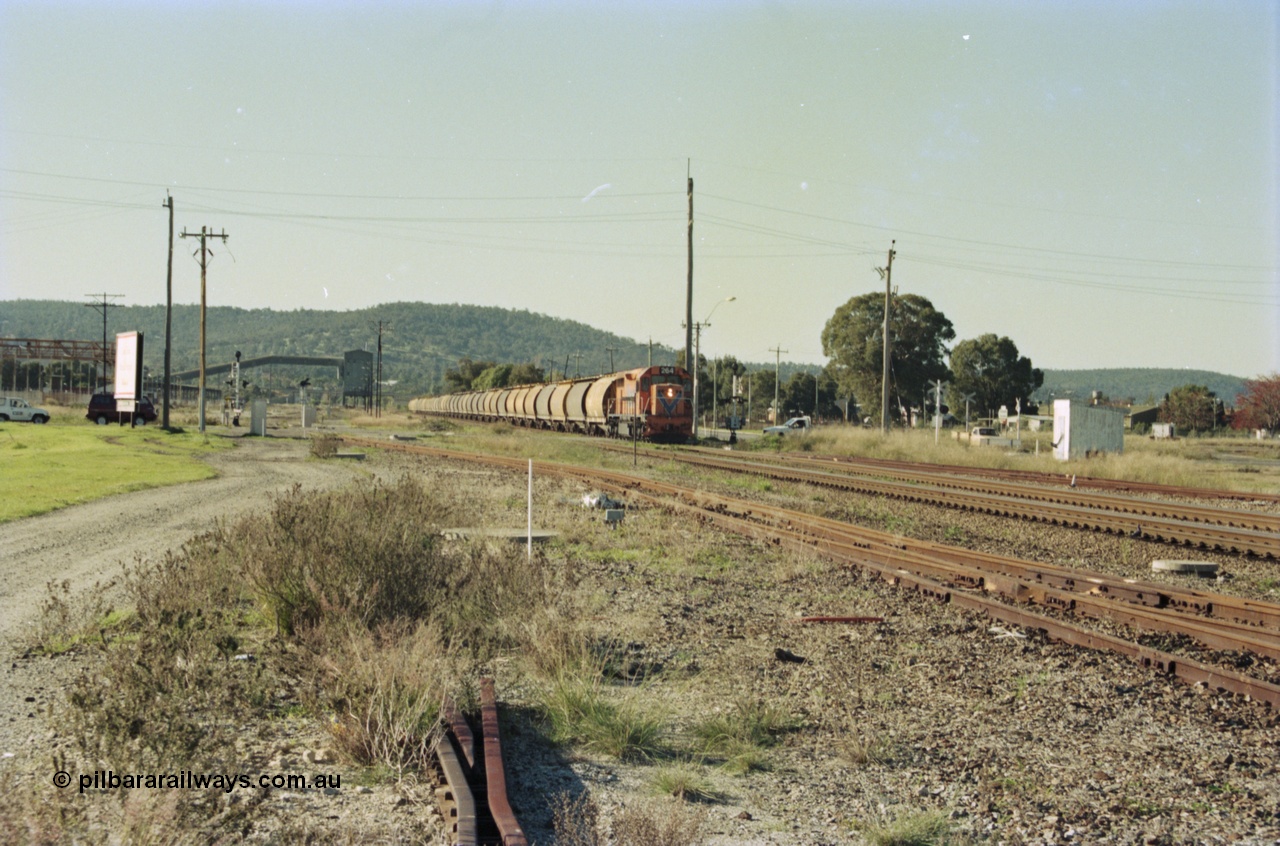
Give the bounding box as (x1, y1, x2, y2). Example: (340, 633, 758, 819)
(1159, 384, 1221, 433)
(947, 334, 1044, 421)
(821, 293, 954, 425)
(471, 364, 513, 390)
(444, 358, 498, 392)
(509, 362, 546, 385)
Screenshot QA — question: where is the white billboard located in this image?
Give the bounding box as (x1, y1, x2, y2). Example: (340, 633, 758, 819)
(113, 331, 143, 413)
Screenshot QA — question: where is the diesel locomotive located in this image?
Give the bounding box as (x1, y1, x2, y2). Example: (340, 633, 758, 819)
(407, 365, 694, 443)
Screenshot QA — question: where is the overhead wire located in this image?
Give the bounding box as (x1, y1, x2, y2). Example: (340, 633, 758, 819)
(3, 165, 1275, 310)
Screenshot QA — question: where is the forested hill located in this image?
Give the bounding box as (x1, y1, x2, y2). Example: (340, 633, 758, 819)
(1, 299, 694, 397)
(1034, 369, 1250, 406)
(6, 299, 823, 398)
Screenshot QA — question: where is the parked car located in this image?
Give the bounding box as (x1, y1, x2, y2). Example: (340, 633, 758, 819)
(763, 415, 812, 436)
(0, 397, 50, 424)
(86, 393, 158, 426)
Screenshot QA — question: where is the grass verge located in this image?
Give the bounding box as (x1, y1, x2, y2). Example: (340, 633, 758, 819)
(0, 421, 227, 522)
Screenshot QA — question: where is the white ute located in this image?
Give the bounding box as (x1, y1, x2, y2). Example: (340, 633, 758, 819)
(0, 397, 51, 424)
(763, 415, 811, 436)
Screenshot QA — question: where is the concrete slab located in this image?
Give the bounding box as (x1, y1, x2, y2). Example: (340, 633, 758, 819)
(441, 528, 559, 544)
(1151, 559, 1219, 576)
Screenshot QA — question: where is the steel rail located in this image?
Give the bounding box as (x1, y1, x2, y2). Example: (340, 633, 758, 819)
(480, 678, 528, 846)
(699, 449, 1280, 533)
(631, 481, 1280, 658)
(662, 451, 1280, 558)
(692, 490, 1280, 632)
(737, 448, 1280, 505)
(431, 731, 478, 846)
(346, 439, 1280, 706)
(621, 481, 1280, 709)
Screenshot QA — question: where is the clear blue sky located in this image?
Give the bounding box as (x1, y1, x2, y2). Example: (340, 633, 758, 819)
(2, 1, 1276, 377)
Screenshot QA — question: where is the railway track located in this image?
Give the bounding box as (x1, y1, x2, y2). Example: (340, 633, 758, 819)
(608, 445, 1280, 558)
(767, 450, 1280, 505)
(735, 449, 1280, 532)
(431, 678, 527, 846)
(345, 436, 1280, 709)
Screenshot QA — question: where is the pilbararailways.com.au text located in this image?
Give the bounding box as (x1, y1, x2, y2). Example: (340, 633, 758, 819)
(58, 769, 343, 795)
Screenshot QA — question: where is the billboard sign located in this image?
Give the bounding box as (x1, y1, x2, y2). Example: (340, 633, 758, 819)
(114, 332, 144, 414)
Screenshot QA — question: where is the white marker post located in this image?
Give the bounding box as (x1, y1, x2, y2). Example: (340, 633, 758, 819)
(527, 459, 533, 561)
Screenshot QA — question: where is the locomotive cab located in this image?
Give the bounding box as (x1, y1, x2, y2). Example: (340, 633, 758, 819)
(610, 366, 692, 442)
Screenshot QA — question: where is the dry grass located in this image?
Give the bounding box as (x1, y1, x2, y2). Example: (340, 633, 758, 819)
(552, 791, 707, 846)
(310, 619, 449, 777)
(14, 473, 553, 841)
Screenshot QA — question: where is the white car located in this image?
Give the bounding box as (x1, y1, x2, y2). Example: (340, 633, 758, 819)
(763, 416, 811, 436)
(0, 397, 51, 424)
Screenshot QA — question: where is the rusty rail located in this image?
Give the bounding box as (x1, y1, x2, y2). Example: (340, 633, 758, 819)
(481, 678, 527, 846)
(679, 443, 1280, 506)
(431, 681, 526, 845)
(660, 451, 1280, 558)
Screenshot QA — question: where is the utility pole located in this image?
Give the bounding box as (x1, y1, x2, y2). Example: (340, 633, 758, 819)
(648, 337, 653, 368)
(770, 345, 788, 424)
(876, 240, 896, 434)
(84, 293, 124, 394)
(162, 194, 174, 428)
(376, 320, 385, 418)
(692, 323, 702, 437)
(572, 352, 583, 378)
(605, 345, 617, 374)
(934, 379, 945, 444)
(685, 163, 694, 374)
(179, 225, 229, 434)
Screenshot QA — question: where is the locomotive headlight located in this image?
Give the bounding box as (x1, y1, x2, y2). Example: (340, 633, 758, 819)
(666, 388, 675, 398)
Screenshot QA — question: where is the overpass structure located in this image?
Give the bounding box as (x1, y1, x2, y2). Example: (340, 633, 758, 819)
(4, 340, 376, 406)
(174, 350, 375, 407)
(170, 354, 343, 381)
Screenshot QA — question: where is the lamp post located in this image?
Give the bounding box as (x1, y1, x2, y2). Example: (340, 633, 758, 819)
(687, 295, 735, 439)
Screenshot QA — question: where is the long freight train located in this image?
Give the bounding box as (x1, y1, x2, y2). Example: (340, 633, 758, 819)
(407, 365, 693, 443)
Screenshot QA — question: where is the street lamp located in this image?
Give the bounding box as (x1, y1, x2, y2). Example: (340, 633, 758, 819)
(687, 296, 735, 439)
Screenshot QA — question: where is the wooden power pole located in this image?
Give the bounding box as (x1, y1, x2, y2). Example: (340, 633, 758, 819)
(685, 166, 694, 373)
(770, 345, 788, 423)
(878, 240, 896, 433)
(162, 194, 174, 428)
(180, 226, 229, 433)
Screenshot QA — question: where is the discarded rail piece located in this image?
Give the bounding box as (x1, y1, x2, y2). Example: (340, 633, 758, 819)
(431, 679, 527, 846)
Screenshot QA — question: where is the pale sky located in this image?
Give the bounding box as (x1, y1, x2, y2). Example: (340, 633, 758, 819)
(2, 1, 1277, 377)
